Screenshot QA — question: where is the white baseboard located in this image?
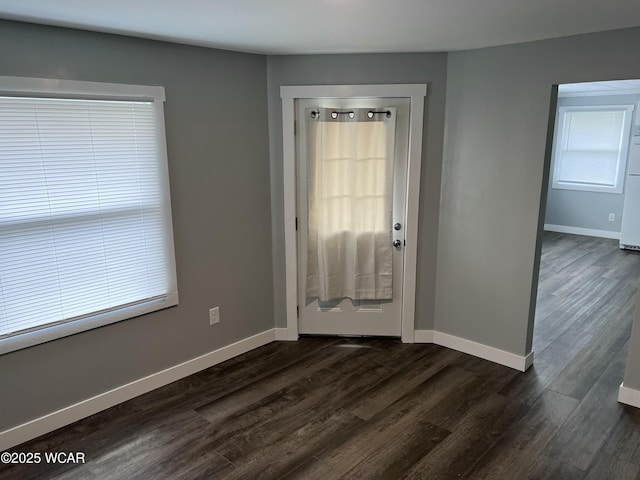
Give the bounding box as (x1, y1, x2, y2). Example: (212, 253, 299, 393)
(618, 382, 640, 408)
(0, 326, 536, 451)
(414, 329, 533, 372)
(413, 329, 434, 343)
(0, 329, 277, 452)
(275, 327, 297, 341)
(544, 224, 620, 240)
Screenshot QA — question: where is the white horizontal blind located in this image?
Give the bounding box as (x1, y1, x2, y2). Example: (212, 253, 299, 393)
(556, 109, 626, 188)
(0, 95, 175, 340)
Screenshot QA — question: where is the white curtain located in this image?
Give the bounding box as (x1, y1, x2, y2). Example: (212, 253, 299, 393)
(306, 107, 397, 301)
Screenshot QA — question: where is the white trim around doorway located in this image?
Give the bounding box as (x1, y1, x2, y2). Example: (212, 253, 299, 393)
(280, 84, 427, 343)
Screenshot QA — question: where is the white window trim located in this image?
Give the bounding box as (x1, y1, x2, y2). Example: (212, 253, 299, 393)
(0, 75, 165, 102)
(0, 76, 178, 355)
(551, 104, 635, 194)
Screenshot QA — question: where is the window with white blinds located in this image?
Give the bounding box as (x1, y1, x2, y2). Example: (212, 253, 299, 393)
(552, 105, 634, 193)
(0, 77, 178, 354)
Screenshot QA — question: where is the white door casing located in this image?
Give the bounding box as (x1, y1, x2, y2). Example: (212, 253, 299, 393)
(280, 84, 427, 343)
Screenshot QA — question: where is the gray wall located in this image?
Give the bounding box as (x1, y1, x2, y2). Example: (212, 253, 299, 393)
(436, 27, 640, 359)
(624, 286, 640, 390)
(267, 53, 448, 330)
(0, 20, 273, 431)
(545, 93, 640, 233)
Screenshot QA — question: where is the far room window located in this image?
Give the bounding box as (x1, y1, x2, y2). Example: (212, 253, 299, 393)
(0, 76, 178, 355)
(552, 105, 634, 193)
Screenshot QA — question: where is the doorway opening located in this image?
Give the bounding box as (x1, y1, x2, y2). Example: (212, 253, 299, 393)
(531, 79, 640, 395)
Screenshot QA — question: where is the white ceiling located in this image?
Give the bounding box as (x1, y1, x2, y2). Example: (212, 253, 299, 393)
(0, 0, 639, 55)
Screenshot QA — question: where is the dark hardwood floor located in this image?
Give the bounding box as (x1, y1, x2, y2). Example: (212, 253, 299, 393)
(2, 231, 640, 479)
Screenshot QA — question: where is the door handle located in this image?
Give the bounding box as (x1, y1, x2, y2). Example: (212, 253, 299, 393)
(393, 239, 402, 249)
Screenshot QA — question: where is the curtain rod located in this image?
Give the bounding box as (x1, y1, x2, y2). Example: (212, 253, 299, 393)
(309, 110, 391, 119)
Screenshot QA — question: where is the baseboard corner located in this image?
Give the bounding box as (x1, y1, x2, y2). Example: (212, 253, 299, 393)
(523, 350, 535, 371)
(274, 327, 297, 341)
(618, 382, 640, 408)
(414, 330, 435, 343)
(433, 331, 531, 372)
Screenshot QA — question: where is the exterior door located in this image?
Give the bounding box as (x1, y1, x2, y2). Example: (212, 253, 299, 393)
(296, 97, 409, 337)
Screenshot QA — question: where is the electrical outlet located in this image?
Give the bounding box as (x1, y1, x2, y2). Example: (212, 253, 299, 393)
(608, 213, 616, 222)
(209, 306, 220, 325)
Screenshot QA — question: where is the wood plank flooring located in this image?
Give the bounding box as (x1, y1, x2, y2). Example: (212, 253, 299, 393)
(2, 231, 640, 479)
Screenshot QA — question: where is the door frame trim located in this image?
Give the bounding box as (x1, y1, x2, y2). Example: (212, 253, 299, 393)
(280, 84, 427, 342)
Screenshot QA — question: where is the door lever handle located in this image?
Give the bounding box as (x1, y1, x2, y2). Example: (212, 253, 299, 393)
(393, 239, 402, 249)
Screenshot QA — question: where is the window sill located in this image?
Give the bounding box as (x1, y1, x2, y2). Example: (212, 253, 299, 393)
(551, 182, 623, 194)
(0, 292, 178, 356)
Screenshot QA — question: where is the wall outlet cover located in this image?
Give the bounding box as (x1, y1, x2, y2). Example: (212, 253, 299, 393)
(209, 307, 220, 325)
